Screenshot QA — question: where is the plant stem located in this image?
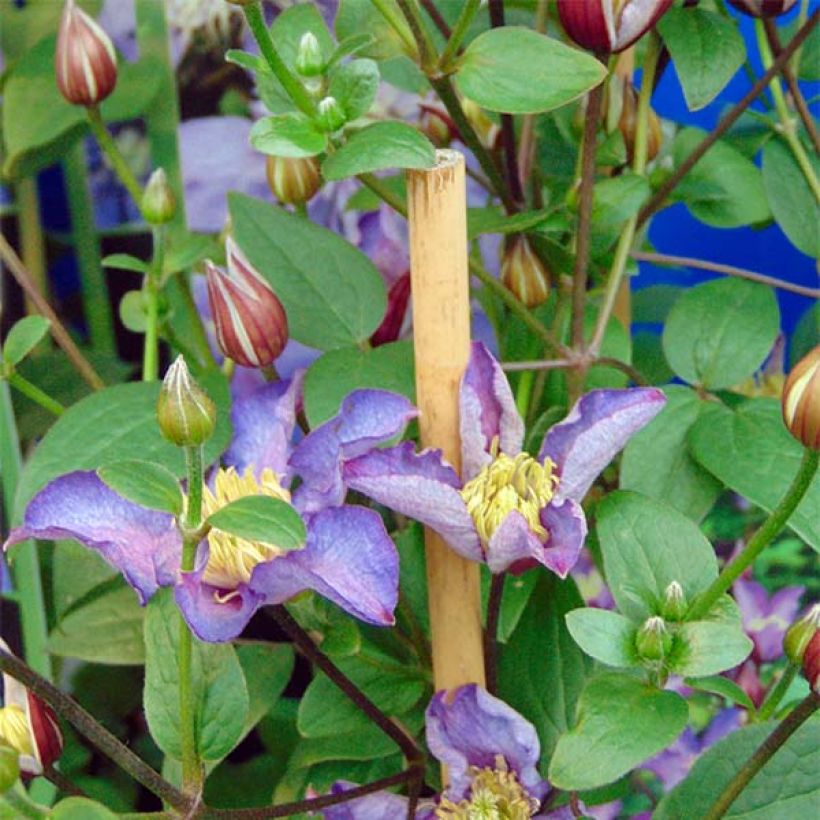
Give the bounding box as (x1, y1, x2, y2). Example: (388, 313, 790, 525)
(439, 0, 480, 68)
(637, 9, 819, 228)
(359, 173, 407, 217)
(243, 2, 316, 118)
(0, 648, 192, 813)
(755, 19, 820, 202)
(703, 692, 819, 820)
(15, 177, 48, 318)
(394, 0, 438, 69)
(6, 372, 64, 416)
(756, 663, 798, 722)
(85, 105, 144, 208)
(484, 573, 505, 695)
(689, 448, 819, 621)
(369, 0, 418, 56)
(419, 0, 451, 40)
(0, 235, 105, 390)
(142, 226, 166, 382)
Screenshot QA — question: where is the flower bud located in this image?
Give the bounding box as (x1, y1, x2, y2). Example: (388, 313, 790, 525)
(0, 745, 19, 793)
(661, 581, 687, 622)
(558, 0, 675, 54)
(604, 74, 662, 165)
(784, 604, 820, 666)
(419, 104, 456, 148)
(636, 616, 672, 662)
(501, 235, 551, 308)
(781, 345, 820, 450)
(141, 169, 176, 225)
(802, 630, 820, 694)
(157, 355, 216, 447)
(205, 238, 289, 368)
(461, 98, 501, 150)
(55, 0, 118, 107)
(316, 96, 346, 133)
(295, 32, 325, 77)
(265, 155, 321, 206)
(727, 0, 797, 17)
(371, 272, 411, 347)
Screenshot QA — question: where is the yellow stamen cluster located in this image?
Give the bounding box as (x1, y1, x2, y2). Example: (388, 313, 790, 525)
(460, 443, 559, 545)
(435, 756, 540, 819)
(0, 705, 33, 757)
(201, 467, 292, 594)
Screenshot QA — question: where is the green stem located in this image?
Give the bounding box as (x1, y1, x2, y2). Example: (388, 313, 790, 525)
(439, 0, 481, 69)
(142, 226, 166, 382)
(393, 0, 438, 69)
(358, 173, 407, 217)
(15, 178, 48, 316)
(755, 19, 820, 202)
(63, 143, 116, 352)
(689, 448, 819, 621)
(1, 786, 48, 819)
(6, 372, 65, 416)
(756, 664, 798, 722)
(243, 2, 316, 118)
(368, 0, 418, 56)
(85, 105, 144, 208)
(703, 692, 819, 820)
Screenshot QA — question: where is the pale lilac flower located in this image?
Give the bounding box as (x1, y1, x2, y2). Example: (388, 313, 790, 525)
(734, 577, 804, 663)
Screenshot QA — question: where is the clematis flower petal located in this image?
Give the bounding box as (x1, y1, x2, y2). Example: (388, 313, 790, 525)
(426, 684, 547, 803)
(319, 782, 425, 820)
(250, 505, 399, 626)
(539, 499, 587, 578)
(344, 442, 483, 562)
(460, 342, 525, 481)
(734, 577, 804, 663)
(539, 388, 666, 502)
(224, 373, 303, 480)
(485, 511, 545, 574)
(4, 472, 179, 604)
(290, 389, 417, 513)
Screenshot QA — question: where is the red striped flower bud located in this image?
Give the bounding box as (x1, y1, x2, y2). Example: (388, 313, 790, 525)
(501, 235, 551, 308)
(55, 0, 118, 107)
(0, 641, 63, 777)
(265, 155, 321, 206)
(728, 0, 797, 17)
(206, 238, 289, 368)
(782, 345, 820, 451)
(802, 630, 820, 694)
(558, 0, 675, 54)
(371, 272, 411, 347)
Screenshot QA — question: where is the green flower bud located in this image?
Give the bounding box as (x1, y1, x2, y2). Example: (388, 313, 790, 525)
(0, 745, 19, 794)
(157, 356, 216, 447)
(661, 581, 687, 622)
(636, 616, 672, 662)
(316, 96, 346, 133)
(784, 604, 820, 666)
(141, 169, 176, 225)
(295, 32, 324, 77)
(266, 155, 321, 205)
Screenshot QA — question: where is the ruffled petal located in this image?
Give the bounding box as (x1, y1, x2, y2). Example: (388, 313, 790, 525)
(250, 506, 399, 626)
(485, 512, 544, 574)
(460, 342, 524, 481)
(224, 373, 303, 479)
(539, 388, 666, 503)
(539, 498, 587, 578)
(4, 472, 180, 604)
(426, 684, 547, 803)
(320, 782, 418, 820)
(344, 442, 482, 562)
(290, 389, 417, 513)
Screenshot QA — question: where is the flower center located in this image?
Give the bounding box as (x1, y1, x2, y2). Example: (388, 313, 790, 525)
(435, 756, 540, 819)
(201, 467, 292, 596)
(459, 440, 559, 545)
(0, 705, 33, 757)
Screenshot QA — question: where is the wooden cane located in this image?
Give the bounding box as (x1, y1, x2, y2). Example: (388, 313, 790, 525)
(406, 150, 486, 693)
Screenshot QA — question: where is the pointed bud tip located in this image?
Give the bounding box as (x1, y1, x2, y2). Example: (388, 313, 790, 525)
(157, 356, 216, 447)
(661, 581, 687, 621)
(142, 169, 177, 225)
(316, 96, 346, 133)
(295, 31, 325, 77)
(785, 604, 820, 666)
(636, 616, 672, 661)
(501, 236, 551, 308)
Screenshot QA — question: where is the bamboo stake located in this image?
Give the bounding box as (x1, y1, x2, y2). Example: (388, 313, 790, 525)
(406, 150, 486, 694)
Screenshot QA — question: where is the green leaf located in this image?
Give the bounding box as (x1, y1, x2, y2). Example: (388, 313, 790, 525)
(498, 574, 593, 765)
(669, 621, 753, 677)
(2, 316, 50, 365)
(762, 137, 820, 258)
(683, 675, 755, 710)
(655, 715, 820, 819)
(688, 399, 820, 551)
(328, 34, 376, 69)
(97, 460, 183, 515)
(322, 121, 435, 181)
(229, 193, 386, 350)
(13, 373, 231, 522)
(270, 2, 334, 66)
(51, 797, 118, 819)
(466, 207, 561, 240)
(249, 113, 328, 158)
(597, 491, 718, 622)
(144, 590, 249, 761)
(207, 496, 306, 551)
(672, 128, 771, 228)
(48, 585, 145, 665)
(303, 341, 415, 427)
(658, 7, 744, 111)
(550, 673, 689, 790)
(335, 0, 410, 61)
(329, 59, 380, 120)
(621, 386, 722, 521)
(565, 608, 639, 668)
(118, 291, 149, 334)
(590, 174, 651, 254)
(455, 27, 606, 114)
(102, 253, 151, 275)
(395, 522, 430, 636)
(52, 540, 117, 618)
(662, 278, 780, 390)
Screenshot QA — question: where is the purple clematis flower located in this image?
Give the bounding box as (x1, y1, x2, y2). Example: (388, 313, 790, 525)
(5, 378, 415, 643)
(342, 342, 666, 575)
(733, 577, 805, 663)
